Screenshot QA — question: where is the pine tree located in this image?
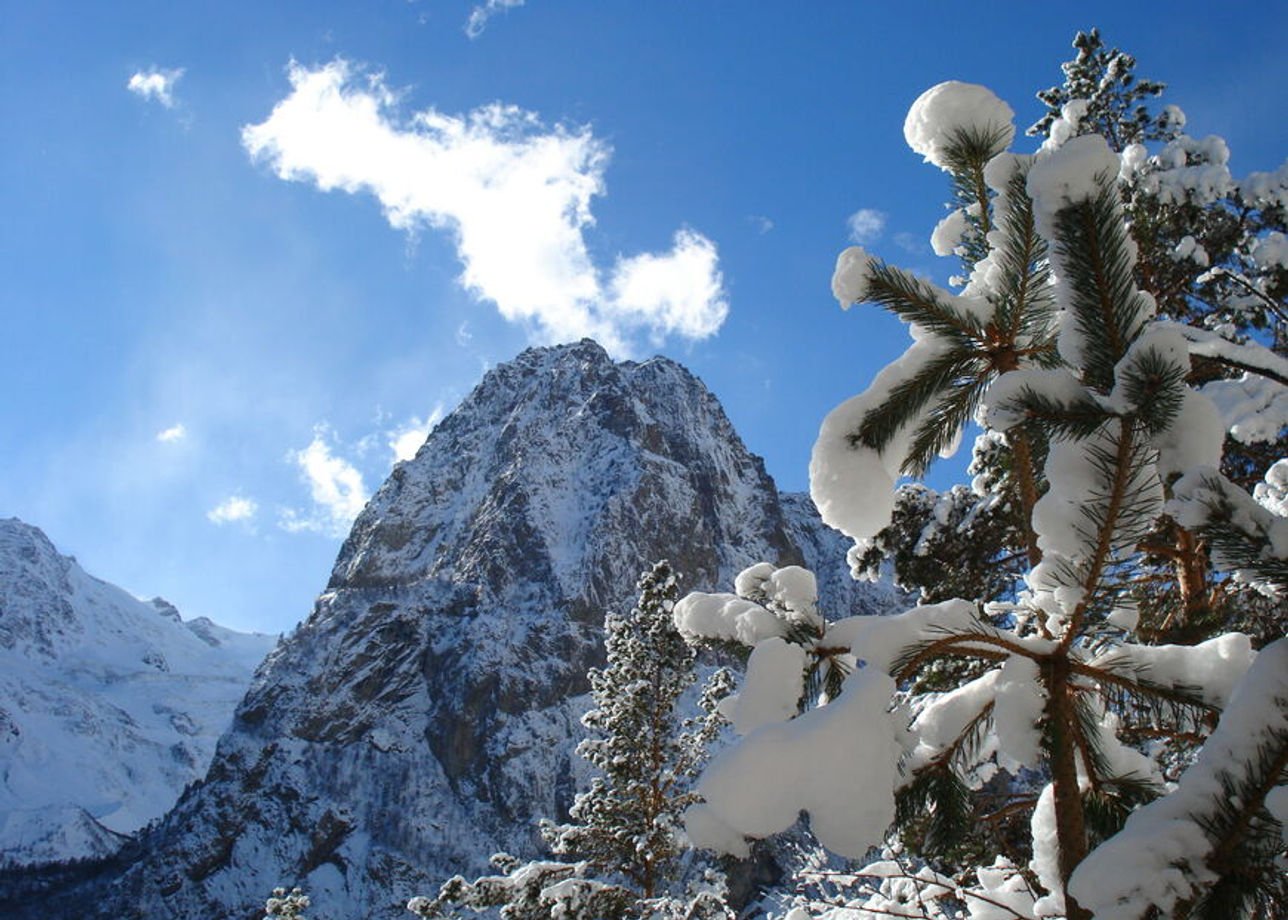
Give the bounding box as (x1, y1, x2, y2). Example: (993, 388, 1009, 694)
(411, 562, 734, 919)
(859, 29, 1287, 648)
(264, 887, 311, 920)
(1027, 27, 1181, 152)
(674, 73, 1286, 920)
(543, 560, 732, 903)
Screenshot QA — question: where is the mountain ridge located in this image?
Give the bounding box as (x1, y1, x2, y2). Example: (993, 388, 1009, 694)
(0, 517, 275, 866)
(3, 340, 901, 917)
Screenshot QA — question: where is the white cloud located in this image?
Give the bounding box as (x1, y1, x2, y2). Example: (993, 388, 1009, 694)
(156, 423, 186, 443)
(847, 208, 887, 244)
(127, 68, 185, 108)
(207, 495, 257, 525)
(607, 230, 727, 343)
(280, 428, 370, 537)
(241, 60, 727, 355)
(747, 214, 774, 234)
(465, 0, 525, 38)
(388, 407, 444, 464)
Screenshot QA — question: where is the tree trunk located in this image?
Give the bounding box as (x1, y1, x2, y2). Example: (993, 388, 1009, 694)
(1045, 653, 1092, 920)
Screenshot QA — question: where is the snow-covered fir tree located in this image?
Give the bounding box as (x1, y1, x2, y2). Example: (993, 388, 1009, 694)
(543, 561, 734, 903)
(671, 58, 1286, 920)
(263, 886, 311, 920)
(409, 562, 734, 919)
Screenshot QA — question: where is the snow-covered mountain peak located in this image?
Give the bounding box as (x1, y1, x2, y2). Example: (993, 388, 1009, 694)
(6, 343, 901, 917)
(0, 517, 80, 659)
(333, 339, 789, 611)
(0, 519, 275, 865)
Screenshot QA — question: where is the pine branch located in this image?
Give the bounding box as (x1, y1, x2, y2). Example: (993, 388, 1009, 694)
(936, 124, 1014, 273)
(1067, 687, 1115, 784)
(865, 262, 987, 342)
(896, 760, 974, 854)
(1071, 656, 1217, 724)
(940, 699, 996, 775)
(1081, 773, 1162, 846)
(999, 387, 1109, 440)
(889, 625, 1038, 684)
(1194, 724, 1288, 904)
(1173, 472, 1288, 594)
(1060, 419, 1163, 647)
(1114, 344, 1188, 433)
(854, 347, 979, 455)
(993, 163, 1055, 342)
(903, 370, 993, 477)
(1051, 183, 1152, 391)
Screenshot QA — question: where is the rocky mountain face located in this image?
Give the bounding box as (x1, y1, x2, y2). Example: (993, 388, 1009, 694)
(0, 519, 274, 866)
(10, 340, 900, 918)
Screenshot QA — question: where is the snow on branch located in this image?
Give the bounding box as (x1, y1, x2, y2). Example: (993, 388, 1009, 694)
(1085, 632, 1257, 710)
(1170, 465, 1288, 596)
(684, 667, 902, 859)
(1067, 638, 1288, 920)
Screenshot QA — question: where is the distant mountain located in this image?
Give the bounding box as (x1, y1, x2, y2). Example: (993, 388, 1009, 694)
(11, 340, 901, 918)
(0, 519, 274, 866)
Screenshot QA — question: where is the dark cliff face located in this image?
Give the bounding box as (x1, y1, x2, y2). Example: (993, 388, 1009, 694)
(29, 340, 896, 920)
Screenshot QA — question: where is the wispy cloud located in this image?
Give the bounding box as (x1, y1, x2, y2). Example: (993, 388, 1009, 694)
(280, 427, 370, 537)
(388, 408, 444, 464)
(241, 59, 727, 355)
(156, 423, 187, 443)
(846, 208, 887, 244)
(207, 495, 257, 525)
(747, 214, 774, 235)
(465, 0, 525, 38)
(894, 231, 926, 254)
(127, 67, 185, 108)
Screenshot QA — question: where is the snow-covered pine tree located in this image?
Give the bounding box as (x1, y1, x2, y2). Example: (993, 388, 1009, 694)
(263, 886, 311, 919)
(1026, 27, 1181, 153)
(1028, 27, 1286, 354)
(1028, 28, 1287, 648)
(542, 560, 733, 905)
(407, 853, 634, 920)
(673, 77, 1286, 920)
(859, 29, 1287, 651)
(409, 561, 734, 919)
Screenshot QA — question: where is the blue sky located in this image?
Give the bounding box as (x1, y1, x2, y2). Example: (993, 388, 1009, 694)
(3, 1, 1286, 634)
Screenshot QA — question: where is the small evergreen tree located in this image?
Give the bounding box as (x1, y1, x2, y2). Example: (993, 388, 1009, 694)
(1027, 27, 1181, 152)
(264, 886, 311, 920)
(411, 561, 734, 919)
(542, 561, 732, 903)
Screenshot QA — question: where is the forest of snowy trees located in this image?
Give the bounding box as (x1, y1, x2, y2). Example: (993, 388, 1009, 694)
(272, 28, 1286, 920)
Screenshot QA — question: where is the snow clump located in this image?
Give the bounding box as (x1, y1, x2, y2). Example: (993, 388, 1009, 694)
(903, 81, 1015, 170)
(685, 667, 901, 858)
(831, 246, 873, 307)
(930, 207, 970, 257)
(1025, 133, 1121, 238)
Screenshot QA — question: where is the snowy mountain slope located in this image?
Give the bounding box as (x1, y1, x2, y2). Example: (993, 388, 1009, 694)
(0, 519, 274, 866)
(11, 340, 901, 918)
